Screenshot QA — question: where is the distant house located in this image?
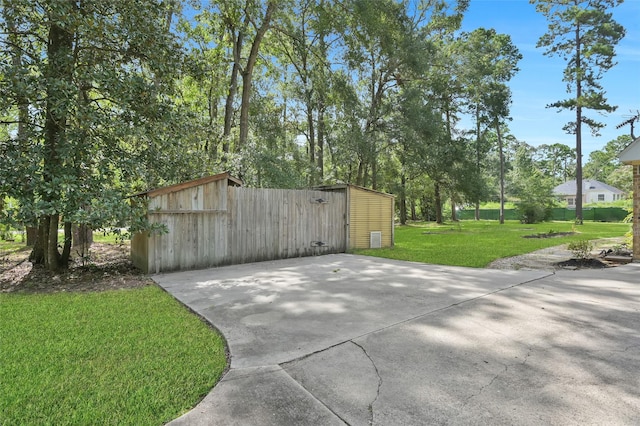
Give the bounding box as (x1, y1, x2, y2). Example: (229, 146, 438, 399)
(552, 179, 625, 206)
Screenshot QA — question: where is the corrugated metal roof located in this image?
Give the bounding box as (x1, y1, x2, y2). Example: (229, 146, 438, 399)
(552, 179, 624, 195)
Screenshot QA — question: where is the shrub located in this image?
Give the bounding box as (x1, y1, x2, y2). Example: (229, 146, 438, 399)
(567, 239, 593, 259)
(516, 202, 552, 224)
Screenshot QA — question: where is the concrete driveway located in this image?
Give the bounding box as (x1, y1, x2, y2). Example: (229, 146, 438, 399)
(153, 254, 640, 425)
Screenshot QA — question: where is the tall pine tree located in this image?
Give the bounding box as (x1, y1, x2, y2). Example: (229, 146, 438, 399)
(531, 0, 625, 223)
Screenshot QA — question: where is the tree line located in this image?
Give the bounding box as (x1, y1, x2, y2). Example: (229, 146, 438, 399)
(0, 0, 627, 271)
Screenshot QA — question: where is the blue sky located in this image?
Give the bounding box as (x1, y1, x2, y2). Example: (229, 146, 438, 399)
(459, 0, 640, 158)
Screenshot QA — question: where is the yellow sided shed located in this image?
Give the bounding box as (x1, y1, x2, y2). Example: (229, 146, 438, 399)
(316, 184, 395, 249)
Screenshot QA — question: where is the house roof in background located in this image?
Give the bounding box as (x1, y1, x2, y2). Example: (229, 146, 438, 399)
(618, 137, 640, 164)
(553, 179, 624, 195)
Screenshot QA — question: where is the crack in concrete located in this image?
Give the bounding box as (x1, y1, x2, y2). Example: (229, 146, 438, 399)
(350, 341, 382, 426)
(462, 362, 508, 406)
(463, 347, 533, 406)
(278, 272, 555, 371)
(276, 273, 556, 424)
(521, 347, 533, 365)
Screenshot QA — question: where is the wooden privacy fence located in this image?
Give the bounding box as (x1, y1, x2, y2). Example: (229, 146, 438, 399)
(133, 182, 347, 273)
(131, 172, 394, 273)
(227, 187, 347, 264)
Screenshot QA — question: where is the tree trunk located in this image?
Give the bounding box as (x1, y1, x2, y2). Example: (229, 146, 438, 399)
(356, 161, 364, 186)
(72, 223, 93, 260)
(223, 30, 242, 154)
(46, 215, 61, 271)
(421, 196, 431, 221)
(29, 217, 47, 264)
(399, 173, 407, 225)
(475, 107, 481, 221)
(38, 7, 74, 271)
(238, 1, 276, 149)
(26, 226, 38, 246)
(306, 100, 316, 183)
(574, 23, 583, 225)
(61, 221, 72, 267)
(206, 85, 218, 157)
(371, 159, 378, 190)
(435, 183, 443, 224)
(451, 197, 457, 222)
(317, 34, 328, 183)
(497, 121, 505, 225)
(317, 103, 326, 183)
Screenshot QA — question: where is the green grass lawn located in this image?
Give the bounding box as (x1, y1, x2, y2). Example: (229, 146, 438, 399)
(356, 220, 631, 268)
(0, 239, 28, 255)
(0, 286, 227, 425)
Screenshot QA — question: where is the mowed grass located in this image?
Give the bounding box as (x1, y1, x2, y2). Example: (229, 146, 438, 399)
(0, 239, 29, 256)
(356, 220, 631, 268)
(0, 286, 227, 425)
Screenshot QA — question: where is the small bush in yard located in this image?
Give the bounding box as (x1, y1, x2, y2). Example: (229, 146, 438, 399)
(516, 202, 552, 224)
(567, 240, 593, 259)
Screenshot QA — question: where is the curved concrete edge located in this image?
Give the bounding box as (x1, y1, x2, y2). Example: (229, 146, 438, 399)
(167, 365, 345, 426)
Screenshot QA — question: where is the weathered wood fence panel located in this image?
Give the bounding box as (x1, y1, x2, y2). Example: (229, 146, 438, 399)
(139, 185, 347, 273)
(144, 178, 230, 273)
(227, 187, 347, 265)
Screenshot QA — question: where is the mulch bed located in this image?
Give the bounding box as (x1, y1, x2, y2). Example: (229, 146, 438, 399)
(555, 258, 611, 269)
(523, 232, 576, 239)
(0, 243, 152, 294)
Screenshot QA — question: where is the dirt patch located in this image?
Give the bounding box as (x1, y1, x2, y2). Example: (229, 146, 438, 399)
(523, 232, 576, 239)
(487, 237, 629, 271)
(0, 242, 152, 294)
(555, 258, 609, 269)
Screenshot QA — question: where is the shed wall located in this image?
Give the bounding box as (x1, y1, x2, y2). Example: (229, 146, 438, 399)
(149, 179, 229, 211)
(349, 187, 394, 249)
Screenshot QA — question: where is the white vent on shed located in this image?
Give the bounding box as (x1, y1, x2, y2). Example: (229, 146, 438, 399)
(370, 231, 382, 249)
